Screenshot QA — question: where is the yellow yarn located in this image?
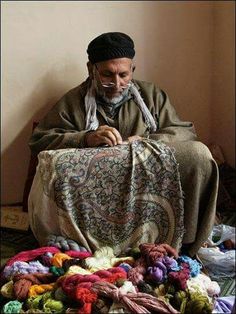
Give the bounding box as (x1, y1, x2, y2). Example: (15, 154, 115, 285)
(65, 265, 91, 275)
(28, 283, 55, 297)
(51, 253, 72, 268)
(85, 246, 134, 272)
(1, 280, 14, 298)
(154, 284, 167, 297)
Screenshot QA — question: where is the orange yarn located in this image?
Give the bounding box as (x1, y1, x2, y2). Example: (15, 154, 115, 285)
(51, 253, 72, 268)
(28, 283, 55, 297)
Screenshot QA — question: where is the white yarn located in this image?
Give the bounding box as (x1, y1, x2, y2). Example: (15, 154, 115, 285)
(84, 80, 157, 132)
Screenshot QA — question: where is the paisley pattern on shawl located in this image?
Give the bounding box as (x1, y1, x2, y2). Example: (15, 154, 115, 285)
(33, 139, 184, 254)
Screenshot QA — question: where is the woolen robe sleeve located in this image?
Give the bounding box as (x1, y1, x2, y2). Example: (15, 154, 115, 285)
(147, 86, 198, 142)
(29, 84, 88, 155)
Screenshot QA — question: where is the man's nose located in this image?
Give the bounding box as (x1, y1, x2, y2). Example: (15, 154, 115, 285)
(112, 75, 121, 89)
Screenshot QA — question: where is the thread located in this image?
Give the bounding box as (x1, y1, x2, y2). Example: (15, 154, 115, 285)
(43, 298, 64, 313)
(13, 273, 55, 301)
(139, 243, 178, 266)
(177, 255, 202, 277)
(51, 253, 72, 268)
(117, 262, 132, 273)
(47, 234, 88, 252)
(137, 281, 156, 296)
(91, 281, 179, 313)
(76, 287, 97, 314)
(168, 262, 190, 291)
(2, 300, 23, 313)
(64, 251, 92, 259)
(62, 258, 82, 271)
(84, 247, 134, 272)
(1, 280, 14, 299)
(5, 247, 60, 267)
(128, 256, 147, 285)
(3, 261, 49, 280)
(49, 266, 65, 276)
(65, 265, 92, 275)
(184, 291, 213, 314)
(28, 283, 55, 297)
(54, 287, 68, 302)
(187, 273, 221, 297)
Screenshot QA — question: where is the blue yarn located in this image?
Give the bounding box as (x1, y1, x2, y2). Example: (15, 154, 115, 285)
(118, 263, 132, 273)
(177, 255, 202, 277)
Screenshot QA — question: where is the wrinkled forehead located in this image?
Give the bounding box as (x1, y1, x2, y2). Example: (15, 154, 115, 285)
(95, 58, 133, 72)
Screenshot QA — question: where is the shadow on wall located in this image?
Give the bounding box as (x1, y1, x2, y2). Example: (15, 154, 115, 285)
(1, 65, 83, 205)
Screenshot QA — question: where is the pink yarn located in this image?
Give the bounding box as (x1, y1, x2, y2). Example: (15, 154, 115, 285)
(128, 257, 147, 285)
(91, 281, 179, 313)
(65, 250, 92, 259)
(5, 247, 60, 267)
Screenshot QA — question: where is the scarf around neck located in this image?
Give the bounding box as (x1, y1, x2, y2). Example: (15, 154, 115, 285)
(84, 80, 157, 132)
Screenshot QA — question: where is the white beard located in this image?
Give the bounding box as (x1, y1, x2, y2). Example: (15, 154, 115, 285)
(94, 79, 130, 104)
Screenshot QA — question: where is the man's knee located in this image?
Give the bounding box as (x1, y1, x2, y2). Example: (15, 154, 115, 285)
(168, 141, 215, 177)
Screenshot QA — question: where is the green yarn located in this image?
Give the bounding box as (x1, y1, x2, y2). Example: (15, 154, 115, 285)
(26, 295, 43, 309)
(127, 247, 141, 259)
(20, 309, 42, 313)
(115, 278, 126, 287)
(174, 290, 188, 313)
(184, 292, 212, 314)
(173, 290, 212, 314)
(50, 266, 65, 276)
(43, 299, 64, 313)
(26, 292, 64, 313)
(3, 300, 22, 313)
(54, 287, 68, 302)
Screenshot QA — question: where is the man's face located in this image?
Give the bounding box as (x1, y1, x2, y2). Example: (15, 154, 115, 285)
(93, 58, 133, 104)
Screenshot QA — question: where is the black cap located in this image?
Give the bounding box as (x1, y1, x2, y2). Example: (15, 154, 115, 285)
(87, 32, 135, 64)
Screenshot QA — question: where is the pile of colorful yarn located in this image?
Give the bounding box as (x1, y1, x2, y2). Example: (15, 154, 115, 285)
(0, 241, 221, 313)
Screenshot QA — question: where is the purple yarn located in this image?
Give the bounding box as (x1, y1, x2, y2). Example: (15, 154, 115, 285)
(214, 296, 235, 313)
(3, 261, 49, 279)
(161, 256, 180, 271)
(40, 254, 53, 267)
(148, 265, 165, 283)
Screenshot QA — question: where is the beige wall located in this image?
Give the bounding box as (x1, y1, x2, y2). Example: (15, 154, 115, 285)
(211, 2, 235, 167)
(1, 1, 235, 204)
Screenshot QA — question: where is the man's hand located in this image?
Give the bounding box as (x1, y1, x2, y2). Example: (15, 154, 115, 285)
(85, 125, 123, 147)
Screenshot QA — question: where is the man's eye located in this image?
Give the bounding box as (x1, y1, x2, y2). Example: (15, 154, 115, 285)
(120, 73, 129, 78)
(102, 73, 112, 78)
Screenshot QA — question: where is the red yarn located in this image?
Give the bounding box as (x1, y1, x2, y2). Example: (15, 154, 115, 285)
(5, 247, 60, 267)
(76, 287, 97, 314)
(139, 243, 178, 266)
(61, 274, 101, 299)
(168, 262, 190, 290)
(61, 267, 127, 302)
(65, 251, 92, 259)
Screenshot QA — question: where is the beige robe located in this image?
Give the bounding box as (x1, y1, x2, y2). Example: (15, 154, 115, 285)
(29, 79, 218, 255)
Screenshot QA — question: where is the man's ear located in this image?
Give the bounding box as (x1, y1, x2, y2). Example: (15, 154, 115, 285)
(87, 61, 94, 79)
(132, 63, 136, 73)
